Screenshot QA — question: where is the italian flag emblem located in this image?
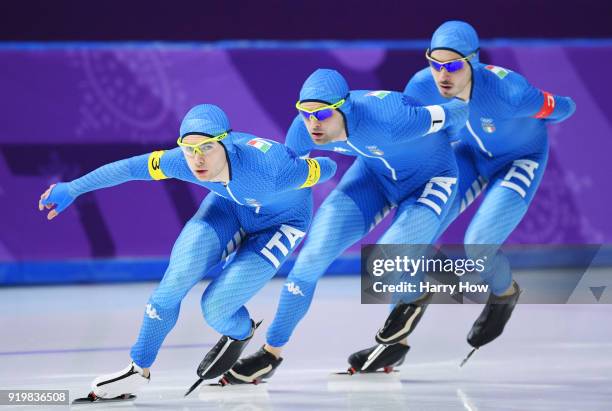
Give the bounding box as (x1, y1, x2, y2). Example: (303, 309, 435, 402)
(366, 90, 391, 99)
(485, 65, 509, 79)
(247, 138, 273, 153)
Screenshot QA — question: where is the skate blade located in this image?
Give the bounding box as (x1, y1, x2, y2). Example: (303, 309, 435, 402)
(72, 392, 136, 404)
(460, 348, 478, 367)
(217, 375, 268, 387)
(184, 378, 204, 397)
(334, 369, 399, 376)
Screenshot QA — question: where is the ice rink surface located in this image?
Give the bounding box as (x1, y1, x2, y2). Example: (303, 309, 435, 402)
(1, 276, 611, 410)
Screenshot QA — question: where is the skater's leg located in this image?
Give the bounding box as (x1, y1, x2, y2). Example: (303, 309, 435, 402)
(379, 174, 459, 305)
(433, 141, 486, 240)
(464, 147, 548, 353)
(348, 174, 460, 371)
(91, 196, 238, 399)
(225, 165, 389, 384)
(266, 160, 390, 348)
(130, 195, 240, 369)
(343, 174, 460, 374)
(195, 222, 307, 380)
(464, 188, 526, 296)
(92, 198, 240, 399)
(465, 148, 548, 295)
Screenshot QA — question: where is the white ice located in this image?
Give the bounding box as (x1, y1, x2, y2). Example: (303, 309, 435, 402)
(1, 276, 611, 410)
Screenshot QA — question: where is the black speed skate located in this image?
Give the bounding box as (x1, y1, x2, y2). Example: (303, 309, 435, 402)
(375, 292, 433, 345)
(185, 320, 262, 396)
(347, 343, 410, 374)
(461, 281, 521, 367)
(220, 346, 283, 386)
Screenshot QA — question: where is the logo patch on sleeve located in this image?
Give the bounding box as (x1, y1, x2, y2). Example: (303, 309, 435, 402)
(247, 138, 273, 153)
(365, 90, 391, 99)
(485, 65, 510, 79)
(148, 150, 168, 180)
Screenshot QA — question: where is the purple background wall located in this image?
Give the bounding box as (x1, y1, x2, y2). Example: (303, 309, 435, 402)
(0, 43, 609, 266)
(2, 1, 611, 40)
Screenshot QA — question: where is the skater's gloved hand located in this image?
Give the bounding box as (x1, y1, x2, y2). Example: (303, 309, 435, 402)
(39, 182, 77, 220)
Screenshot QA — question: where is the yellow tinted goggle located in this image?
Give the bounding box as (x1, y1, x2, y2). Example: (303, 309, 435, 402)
(177, 131, 229, 155)
(295, 99, 345, 121)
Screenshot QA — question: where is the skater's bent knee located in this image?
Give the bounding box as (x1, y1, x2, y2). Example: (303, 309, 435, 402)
(200, 296, 235, 332)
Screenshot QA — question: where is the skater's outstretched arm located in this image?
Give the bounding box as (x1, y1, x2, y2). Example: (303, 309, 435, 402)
(38, 148, 189, 220)
(494, 71, 576, 123)
(355, 93, 468, 146)
(274, 147, 337, 191)
(393, 95, 469, 140)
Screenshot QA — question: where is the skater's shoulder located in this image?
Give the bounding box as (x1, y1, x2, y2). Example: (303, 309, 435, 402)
(475, 63, 532, 105)
(234, 133, 284, 158)
(354, 89, 414, 128)
(233, 133, 293, 180)
(404, 69, 448, 106)
(405, 67, 436, 90)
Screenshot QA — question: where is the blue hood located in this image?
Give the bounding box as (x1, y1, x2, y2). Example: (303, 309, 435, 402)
(430, 20, 480, 64)
(180, 104, 234, 152)
(299, 68, 353, 115)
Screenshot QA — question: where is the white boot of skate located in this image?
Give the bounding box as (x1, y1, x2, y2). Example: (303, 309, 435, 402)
(91, 362, 150, 399)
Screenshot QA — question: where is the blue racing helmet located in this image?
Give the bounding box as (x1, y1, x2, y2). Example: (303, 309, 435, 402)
(179, 104, 234, 152)
(298, 68, 352, 115)
(430, 20, 480, 64)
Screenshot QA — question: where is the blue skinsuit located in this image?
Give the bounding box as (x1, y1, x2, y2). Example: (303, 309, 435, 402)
(404, 23, 576, 297)
(266, 69, 470, 347)
(43, 128, 336, 368)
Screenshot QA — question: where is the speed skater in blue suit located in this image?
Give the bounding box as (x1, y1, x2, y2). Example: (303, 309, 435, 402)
(222, 67, 470, 384)
(38, 104, 337, 399)
(348, 20, 576, 373)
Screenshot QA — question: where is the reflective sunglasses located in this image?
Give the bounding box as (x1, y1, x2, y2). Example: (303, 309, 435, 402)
(177, 131, 229, 156)
(425, 49, 476, 73)
(295, 99, 346, 122)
